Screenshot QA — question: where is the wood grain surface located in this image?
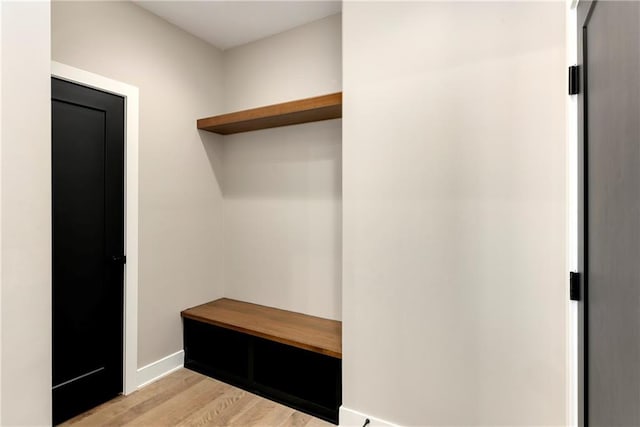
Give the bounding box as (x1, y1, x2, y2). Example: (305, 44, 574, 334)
(181, 298, 341, 359)
(61, 369, 332, 427)
(196, 93, 342, 135)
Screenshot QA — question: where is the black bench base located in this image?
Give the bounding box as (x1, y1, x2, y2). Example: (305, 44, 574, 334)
(183, 318, 341, 424)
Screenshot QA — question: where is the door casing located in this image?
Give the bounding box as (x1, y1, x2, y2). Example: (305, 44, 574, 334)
(567, 2, 580, 426)
(51, 61, 140, 395)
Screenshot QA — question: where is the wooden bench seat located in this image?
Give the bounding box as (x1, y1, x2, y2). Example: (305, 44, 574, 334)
(181, 298, 342, 359)
(181, 298, 342, 424)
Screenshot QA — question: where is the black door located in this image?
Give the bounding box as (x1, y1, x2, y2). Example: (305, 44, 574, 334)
(577, 1, 640, 425)
(52, 78, 125, 425)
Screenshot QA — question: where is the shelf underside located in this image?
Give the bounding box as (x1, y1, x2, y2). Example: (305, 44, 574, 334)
(197, 92, 342, 135)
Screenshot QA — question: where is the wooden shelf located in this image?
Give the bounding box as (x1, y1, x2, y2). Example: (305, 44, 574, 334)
(197, 92, 342, 135)
(181, 298, 342, 359)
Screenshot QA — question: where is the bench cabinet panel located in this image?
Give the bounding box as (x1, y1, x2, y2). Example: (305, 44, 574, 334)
(183, 318, 341, 424)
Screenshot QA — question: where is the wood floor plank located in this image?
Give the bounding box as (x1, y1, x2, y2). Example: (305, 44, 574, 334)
(212, 393, 263, 426)
(104, 373, 204, 426)
(304, 417, 333, 427)
(60, 369, 332, 427)
(279, 411, 313, 427)
(123, 377, 226, 426)
(231, 397, 295, 427)
(175, 386, 249, 427)
(62, 369, 198, 426)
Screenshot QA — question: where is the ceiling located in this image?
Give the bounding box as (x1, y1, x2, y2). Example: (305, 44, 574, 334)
(133, 1, 342, 51)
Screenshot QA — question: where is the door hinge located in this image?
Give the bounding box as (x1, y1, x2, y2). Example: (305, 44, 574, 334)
(568, 65, 580, 95)
(570, 271, 581, 301)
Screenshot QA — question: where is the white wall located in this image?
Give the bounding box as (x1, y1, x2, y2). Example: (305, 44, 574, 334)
(342, 2, 567, 425)
(0, 1, 52, 424)
(222, 14, 341, 111)
(52, 1, 226, 367)
(221, 14, 342, 320)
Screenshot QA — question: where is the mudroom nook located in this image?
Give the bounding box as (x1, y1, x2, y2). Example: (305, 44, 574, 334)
(185, 92, 344, 423)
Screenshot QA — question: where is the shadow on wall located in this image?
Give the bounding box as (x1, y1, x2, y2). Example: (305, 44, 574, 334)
(197, 118, 343, 321)
(199, 129, 225, 192)
(206, 119, 342, 200)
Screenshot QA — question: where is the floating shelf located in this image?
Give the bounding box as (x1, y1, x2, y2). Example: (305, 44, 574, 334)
(197, 92, 342, 135)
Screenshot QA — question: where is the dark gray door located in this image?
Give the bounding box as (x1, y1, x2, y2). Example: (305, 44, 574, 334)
(52, 78, 125, 425)
(577, 1, 640, 425)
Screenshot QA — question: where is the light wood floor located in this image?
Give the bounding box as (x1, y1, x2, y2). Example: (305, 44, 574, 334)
(61, 369, 333, 427)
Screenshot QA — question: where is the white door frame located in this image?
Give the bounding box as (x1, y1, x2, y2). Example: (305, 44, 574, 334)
(51, 61, 139, 395)
(566, 1, 579, 426)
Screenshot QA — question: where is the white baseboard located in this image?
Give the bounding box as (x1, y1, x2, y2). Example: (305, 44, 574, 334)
(340, 407, 398, 427)
(136, 350, 184, 389)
